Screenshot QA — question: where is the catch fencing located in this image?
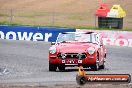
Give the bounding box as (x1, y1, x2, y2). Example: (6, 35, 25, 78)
(0, 9, 131, 29)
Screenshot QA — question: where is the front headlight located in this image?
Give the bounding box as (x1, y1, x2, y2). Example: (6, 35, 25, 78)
(49, 47, 56, 54)
(87, 47, 95, 55)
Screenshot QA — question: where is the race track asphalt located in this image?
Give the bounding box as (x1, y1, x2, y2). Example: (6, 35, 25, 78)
(0, 39, 132, 85)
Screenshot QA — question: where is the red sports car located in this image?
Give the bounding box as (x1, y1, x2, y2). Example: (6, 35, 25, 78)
(48, 32, 106, 71)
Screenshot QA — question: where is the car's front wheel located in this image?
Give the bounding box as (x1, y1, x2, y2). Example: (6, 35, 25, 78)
(49, 62, 57, 71)
(91, 55, 99, 71)
(58, 65, 65, 71)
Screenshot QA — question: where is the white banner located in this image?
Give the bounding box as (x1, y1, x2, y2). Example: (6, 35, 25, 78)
(77, 29, 132, 47)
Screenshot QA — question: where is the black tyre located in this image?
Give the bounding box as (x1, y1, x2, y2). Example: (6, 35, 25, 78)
(91, 55, 99, 71)
(100, 54, 106, 69)
(58, 65, 65, 71)
(76, 75, 87, 85)
(128, 74, 131, 83)
(99, 60, 105, 69)
(49, 63, 57, 71)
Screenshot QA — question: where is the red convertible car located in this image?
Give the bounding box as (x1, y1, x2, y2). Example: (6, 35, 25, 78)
(49, 32, 106, 71)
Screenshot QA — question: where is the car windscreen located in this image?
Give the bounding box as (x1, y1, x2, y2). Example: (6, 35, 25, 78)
(56, 33, 96, 43)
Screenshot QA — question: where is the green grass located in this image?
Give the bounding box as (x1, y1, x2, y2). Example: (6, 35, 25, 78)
(0, 13, 10, 17)
(0, 10, 131, 31)
(0, 21, 131, 31)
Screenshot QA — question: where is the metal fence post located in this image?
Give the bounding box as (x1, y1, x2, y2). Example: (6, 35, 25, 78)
(52, 11, 55, 26)
(10, 9, 13, 24)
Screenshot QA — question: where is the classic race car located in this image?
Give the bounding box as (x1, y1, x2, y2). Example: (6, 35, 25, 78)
(48, 32, 106, 71)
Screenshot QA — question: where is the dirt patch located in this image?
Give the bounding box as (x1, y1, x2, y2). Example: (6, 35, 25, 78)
(0, 0, 131, 29)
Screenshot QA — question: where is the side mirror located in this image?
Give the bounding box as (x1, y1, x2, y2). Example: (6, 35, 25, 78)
(51, 42, 55, 45)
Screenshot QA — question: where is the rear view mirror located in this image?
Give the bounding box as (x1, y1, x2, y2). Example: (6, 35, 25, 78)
(100, 43, 103, 46)
(51, 42, 55, 45)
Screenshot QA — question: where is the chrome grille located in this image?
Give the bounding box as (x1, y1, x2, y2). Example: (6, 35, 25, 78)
(57, 53, 86, 59)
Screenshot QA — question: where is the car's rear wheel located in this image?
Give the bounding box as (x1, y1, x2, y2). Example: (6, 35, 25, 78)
(99, 61, 105, 69)
(49, 62, 57, 71)
(99, 54, 106, 69)
(58, 65, 65, 71)
(91, 55, 99, 71)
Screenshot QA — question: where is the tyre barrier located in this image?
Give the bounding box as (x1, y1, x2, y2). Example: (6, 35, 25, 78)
(76, 66, 131, 85)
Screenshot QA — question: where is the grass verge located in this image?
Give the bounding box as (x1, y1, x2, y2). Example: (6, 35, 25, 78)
(0, 21, 131, 31)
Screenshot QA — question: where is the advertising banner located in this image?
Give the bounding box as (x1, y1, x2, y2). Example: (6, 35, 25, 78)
(0, 26, 75, 42)
(77, 29, 132, 47)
